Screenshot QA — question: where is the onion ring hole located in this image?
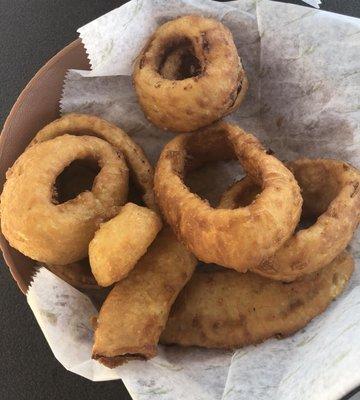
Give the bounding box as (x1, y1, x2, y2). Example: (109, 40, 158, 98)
(158, 37, 202, 80)
(226, 170, 340, 232)
(53, 158, 101, 204)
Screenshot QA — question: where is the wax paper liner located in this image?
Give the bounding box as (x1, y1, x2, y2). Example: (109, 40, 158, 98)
(27, 0, 360, 399)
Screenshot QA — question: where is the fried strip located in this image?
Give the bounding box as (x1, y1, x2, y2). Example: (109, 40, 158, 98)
(92, 228, 196, 367)
(89, 203, 162, 287)
(161, 252, 353, 349)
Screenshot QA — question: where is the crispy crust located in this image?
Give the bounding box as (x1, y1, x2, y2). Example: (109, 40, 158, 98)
(133, 15, 248, 132)
(45, 259, 100, 290)
(160, 252, 353, 349)
(92, 228, 196, 367)
(0, 134, 128, 264)
(89, 203, 162, 287)
(93, 353, 150, 368)
(219, 159, 360, 281)
(29, 113, 157, 211)
(154, 122, 302, 272)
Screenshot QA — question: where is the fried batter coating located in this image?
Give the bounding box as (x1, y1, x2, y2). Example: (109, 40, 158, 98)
(92, 228, 196, 367)
(30, 113, 157, 211)
(219, 159, 360, 281)
(133, 15, 248, 132)
(89, 203, 162, 287)
(154, 122, 302, 272)
(161, 252, 353, 348)
(1, 135, 128, 264)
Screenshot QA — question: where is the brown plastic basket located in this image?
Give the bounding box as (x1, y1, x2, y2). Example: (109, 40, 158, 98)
(0, 39, 89, 293)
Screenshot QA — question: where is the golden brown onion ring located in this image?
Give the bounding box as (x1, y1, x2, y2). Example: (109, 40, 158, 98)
(92, 228, 196, 367)
(219, 159, 360, 281)
(133, 15, 248, 132)
(89, 203, 162, 287)
(0, 134, 128, 264)
(30, 113, 157, 211)
(154, 123, 302, 272)
(44, 159, 101, 290)
(42, 161, 101, 290)
(161, 251, 353, 349)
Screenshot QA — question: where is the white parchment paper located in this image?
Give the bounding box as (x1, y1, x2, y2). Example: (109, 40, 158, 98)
(27, 0, 360, 399)
(302, 0, 321, 9)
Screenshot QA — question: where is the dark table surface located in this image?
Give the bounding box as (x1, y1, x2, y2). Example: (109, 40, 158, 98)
(1, 1, 359, 399)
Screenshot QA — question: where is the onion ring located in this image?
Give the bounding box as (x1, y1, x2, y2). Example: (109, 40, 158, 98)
(161, 251, 353, 349)
(92, 228, 196, 367)
(42, 161, 101, 290)
(219, 159, 360, 281)
(89, 203, 162, 287)
(30, 113, 157, 210)
(154, 123, 302, 272)
(133, 15, 248, 132)
(0, 134, 128, 264)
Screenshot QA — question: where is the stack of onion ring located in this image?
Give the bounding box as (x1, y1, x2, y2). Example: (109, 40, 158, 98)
(133, 15, 248, 132)
(1, 113, 157, 271)
(1, 134, 129, 264)
(219, 158, 360, 281)
(154, 122, 303, 272)
(30, 113, 157, 211)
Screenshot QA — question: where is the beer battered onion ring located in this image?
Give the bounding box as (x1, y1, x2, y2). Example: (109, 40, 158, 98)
(154, 123, 303, 271)
(30, 113, 157, 210)
(1, 134, 128, 264)
(161, 252, 353, 349)
(219, 159, 360, 281)
(133, 15, 248, 132)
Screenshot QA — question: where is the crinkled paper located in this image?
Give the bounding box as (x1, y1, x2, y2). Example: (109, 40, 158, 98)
(27, 0, 360, 399)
